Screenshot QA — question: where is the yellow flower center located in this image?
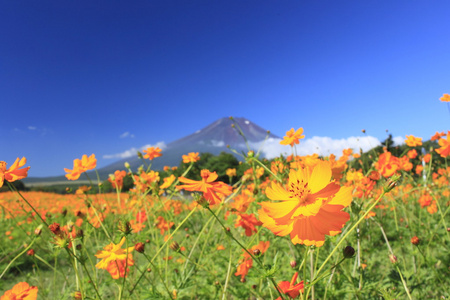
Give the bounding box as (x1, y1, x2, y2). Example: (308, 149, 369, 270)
(289, 179, 311, 204)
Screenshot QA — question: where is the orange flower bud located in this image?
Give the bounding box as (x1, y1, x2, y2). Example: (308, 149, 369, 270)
(389, 254, 397, 264)
(135, 242, 145, 253)
(49, 223, 61, 235)
(170, 241, 180, 252)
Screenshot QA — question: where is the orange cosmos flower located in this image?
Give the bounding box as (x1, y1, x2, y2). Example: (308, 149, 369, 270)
(258, 160, 352, 247)
(226, 168, 236, 178)
(108, 170, 127, 190)
(426, 202, 437, 214)
(231, 192, 254, 213)
(234, 258, 253, 281)
(440, 93, 450, 102)
(216, 245, 225, 250)
(234, 213, 262, 236)
(399, 156, 413, 172)
(130, 220, 146, 233)
(247, 241, 270, 258)
(431, 131, 445, 141)
(418, 193, 432, 208)
(280, 127, 305, 147)
(106, 255, 135, 279)
(405, 135, 422, 147)
(64, 154, 97, 180)
(235, 241, 270, 280)
(142, 147, 162, 160)
(374, 152, 400, 177)
(407, 149, 418, 159)
(415, 164, 424, 175)
(95, 237, 134, 279)
(276, 272, 304, 299)
(160, 174, 176, 189)
(435, 131, 450, 158)
(271, 160, 286, 176)
(133, 171, 160, 193)
(156, 216, 174, 235)
(182, 152, 200, 163)
(1, 282, 38, 300)
(136, 209, 147, 223)
(0, 157, 30, 188)
(176, 170, 233, 205)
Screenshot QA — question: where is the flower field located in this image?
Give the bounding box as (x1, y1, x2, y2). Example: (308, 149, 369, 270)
(1, 119, 449, 299)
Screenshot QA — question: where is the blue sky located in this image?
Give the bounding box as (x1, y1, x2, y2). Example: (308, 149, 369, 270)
(1, 1, 449, 177)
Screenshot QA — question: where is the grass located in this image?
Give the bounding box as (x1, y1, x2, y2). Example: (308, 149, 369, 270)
(0, 144, 449, 299)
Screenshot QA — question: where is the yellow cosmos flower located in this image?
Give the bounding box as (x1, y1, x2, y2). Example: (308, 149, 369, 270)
(64, 154, 97, 181)
(95, 237, 134, 270)
(182, 152, 200, 163)
(280, 127, 305, 147)
(142, 147, 162, 160)
(258, 160, 352, 247)
(1, 282, 38, 300)
(405, 135, 422, 147)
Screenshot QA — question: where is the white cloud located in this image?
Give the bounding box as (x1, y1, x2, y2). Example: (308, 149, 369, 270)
(249, 136, 390, 159)
(392, 136, 405, 146)
(28, 126, 36, 130)
(211, 140, 225, 147)
(119, 131, 135, 139)
(198, 140, 225, 147)
(103, 141, 167, 159)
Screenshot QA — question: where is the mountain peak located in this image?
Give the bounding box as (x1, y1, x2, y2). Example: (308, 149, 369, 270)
(24, 117, 279, 182)
(168, 117, 279, 148)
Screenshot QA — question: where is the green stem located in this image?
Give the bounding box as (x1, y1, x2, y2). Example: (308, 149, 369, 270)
(6, 182, 48, 227)
(250, 157, 282, 183)
(0, 237, 37, 279)
(65, 248, 83, 295)
(395, 264, 413, 300)
(313, 190, 387, 285)
(34, 254, 68, 283)
(67, 248, 103, 300)
(221, 246, 234, 299)
(427, 187, 449, 240)
(118, 237, 130, 300)
(88, 203, 113, 242)
(206, 206, 285, 300)
(129, 206, 198, 296)
(310, 247, 315, 300)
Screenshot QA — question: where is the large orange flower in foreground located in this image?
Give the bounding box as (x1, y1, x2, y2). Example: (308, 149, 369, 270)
(0, 157, 30, 188)
(258, 160, 352, 247)
(1, 282, 38, 300)
(280, 127, 305, 147)
(176, 170, 233, 205)
(64, 154, 97, 180)
(95, 237, 134, 279)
